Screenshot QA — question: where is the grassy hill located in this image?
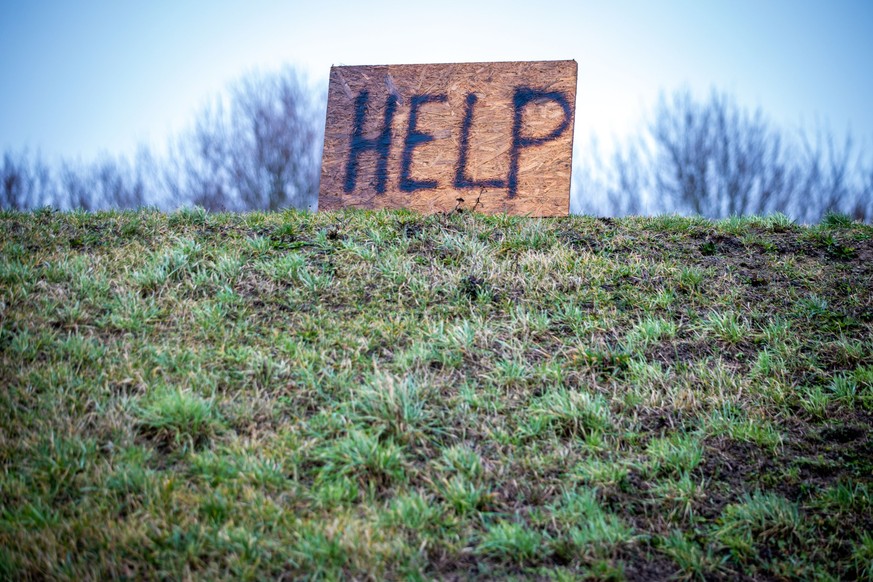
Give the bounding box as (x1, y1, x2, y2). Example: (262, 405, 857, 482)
(1, 207, 872, 580)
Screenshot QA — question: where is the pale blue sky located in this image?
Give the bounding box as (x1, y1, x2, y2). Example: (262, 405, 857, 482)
(2, 0, 871, 163)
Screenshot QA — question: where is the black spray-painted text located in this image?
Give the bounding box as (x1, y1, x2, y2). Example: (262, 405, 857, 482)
(344, 87, 571, 198)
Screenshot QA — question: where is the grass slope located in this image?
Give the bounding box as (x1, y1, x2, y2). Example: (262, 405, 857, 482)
(1, 207, 872, 580)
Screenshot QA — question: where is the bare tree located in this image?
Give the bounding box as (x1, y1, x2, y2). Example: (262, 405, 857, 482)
(857, 167, 873, 222)
(168, 67, 325, 211)
(58, 151, 152, 211)
(608, 143, 650, 216)
(59, 162, 92, 211)
(793, 128, 865, 223)
(1, 151, 54, 210)
(573, 88, 872, 222)
(572, 138, 651, 216)
(3, 67, 323, 213)
(649, 90, 798, 217)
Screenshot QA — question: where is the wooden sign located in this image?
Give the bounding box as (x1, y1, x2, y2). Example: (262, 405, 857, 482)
(319, 60, 577, 216)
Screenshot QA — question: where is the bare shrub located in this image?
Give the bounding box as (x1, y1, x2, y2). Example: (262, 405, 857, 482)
(1, 151, 54, 210)
(167, 67, 325, 211)
(574, 89, 873, 223)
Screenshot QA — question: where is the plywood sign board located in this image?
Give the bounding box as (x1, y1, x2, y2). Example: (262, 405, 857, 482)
(319, 60, 577, 216)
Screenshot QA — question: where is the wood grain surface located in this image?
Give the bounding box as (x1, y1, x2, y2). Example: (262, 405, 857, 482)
(319, 60, 577, 216)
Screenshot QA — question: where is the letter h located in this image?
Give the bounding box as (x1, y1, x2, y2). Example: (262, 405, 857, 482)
(344, 91, 398, 194)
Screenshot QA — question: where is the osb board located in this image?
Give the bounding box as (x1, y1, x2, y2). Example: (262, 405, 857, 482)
(319, 60, 577, 216)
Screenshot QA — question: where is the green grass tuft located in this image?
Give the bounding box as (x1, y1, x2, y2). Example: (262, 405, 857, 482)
(135, 387, 225, 451)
